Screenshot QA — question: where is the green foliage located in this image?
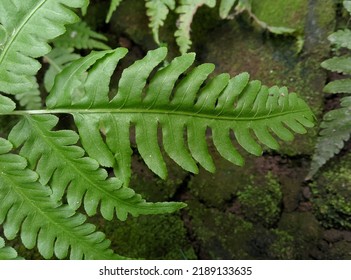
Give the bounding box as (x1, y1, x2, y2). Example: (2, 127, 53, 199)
(53, 21, 110, 50)
(105, 0, 296, 53)
(308, 1, 351, 178)
(146, 0, 175, 44)
(0, 0, 315, 259)
(0, 237, 23, 260)
(106, 0, 124, 23)
(0, 0, 87, 110)
(46, 47, 314, 184)
(0, 138, 123, 260)
(43, 48, 81, 92)
(237, 173, 282, 227)
(175, 0, 216, 54)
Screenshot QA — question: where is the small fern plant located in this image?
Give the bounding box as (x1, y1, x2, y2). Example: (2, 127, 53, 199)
(0, 0, 314, 259)
(308, 0, 351, 178)
(104, 0, 295, 54)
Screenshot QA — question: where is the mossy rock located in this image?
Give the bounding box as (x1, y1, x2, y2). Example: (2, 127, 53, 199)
(187, 200, 254, 259)
(99, 213, 196, 260)
(278, 212, 322, 258)
(251, 0, 308, 34)
(238, 173, 282, 227)
(311, 153, 351, 230)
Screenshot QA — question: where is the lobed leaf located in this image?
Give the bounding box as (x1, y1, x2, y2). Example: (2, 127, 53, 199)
(308, 96, 351, 179)
(0, 0, 87, 110)
(175, 0, 216, 54)
(53, 21, 110, 50)
(8, 115, 185, 221)
(47, 47, 315, 185)
(0, 236, 23, 260)
(0, 138, 124, 259)
(146, 0, 175, 44)
(43, 48, 81, 92)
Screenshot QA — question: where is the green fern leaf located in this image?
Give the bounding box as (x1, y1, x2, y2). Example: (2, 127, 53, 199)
(0, 236, 23, 260)
(106, 0, 124, 23)
(43, 48, 81, 92)
(0, 138, 124, 259)
(146, 0, 175, 44)
(308, 96, 351, 178)
(46, 47, 315, 184)
(324, 79, 351, 94)
(321, 56, 351, 75)
(308, 9, 351, 178)
(219, 0, 237, 19)
(8, 114, 185, 221)
(175, 0, 216, 54)
(328, 29, 351, 50)
(53, 21, 110, 50)
(0, 0, 87, 111)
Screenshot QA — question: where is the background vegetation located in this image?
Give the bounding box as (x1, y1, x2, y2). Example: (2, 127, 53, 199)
(2, 0, 351, 259)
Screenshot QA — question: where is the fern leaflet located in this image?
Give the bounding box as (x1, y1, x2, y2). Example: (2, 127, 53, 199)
(0, 0, 87, 110)
(45, 47, 314, 185)
(308, 1, 351, 178)
(0, 138, 124, 259)
(43, 48, 81, 92)
(146, 0, 175, 44)
(0, 236, 23, 260)
(175, 0, 216, 54)
(106, 0, 124, 23)
(53, 21, 110, 50)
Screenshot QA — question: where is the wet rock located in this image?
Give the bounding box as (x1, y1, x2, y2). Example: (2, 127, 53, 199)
(328, 241, 351, 260)
(310, 153, 351, 230)
(323, 229, 344, 243)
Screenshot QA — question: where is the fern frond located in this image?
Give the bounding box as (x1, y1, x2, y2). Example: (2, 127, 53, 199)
(0, 0, 87, 111)
(175, 0, 216, 54)
(308, 2, 351, 178)
(43, 48, 81, 92)
(146, 0, 175, 44)
(0, 236, 23, 260)
(8, 114, 185, 221)
(0, 138, 123, 259)
(53, 21, 110, 50)
(46, 47, 314, 184)
(106, 0, 124, 23)
(308, 97, 351, 179)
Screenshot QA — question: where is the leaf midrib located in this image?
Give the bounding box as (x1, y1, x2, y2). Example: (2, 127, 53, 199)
(4, 107, 311, 121)
(0, 0, 46, 65)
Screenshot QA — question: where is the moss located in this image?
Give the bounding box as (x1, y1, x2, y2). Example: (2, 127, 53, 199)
(251, 0, 308, 34)
(102, 214, 196, 260)
(278, 212, 322, 258)
(187, 200, 254, 259)
(311, 153, 351, 230)
(237, 173, 282, 227)
(268, 229, 296, 259)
